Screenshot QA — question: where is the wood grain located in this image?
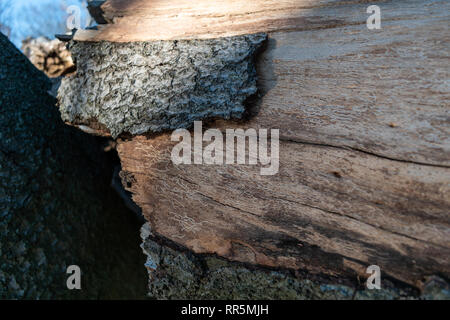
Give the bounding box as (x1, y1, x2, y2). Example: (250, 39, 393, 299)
(75, 0, 419, 41)
(211, 3, 450, 166)
(75, 0, 450, 286)
(117, 132, 450, 287)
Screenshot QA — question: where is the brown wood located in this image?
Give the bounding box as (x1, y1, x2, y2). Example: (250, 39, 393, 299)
(70, 0, 450, 287)
(74, 0, 423, 41)
(117, 132, 450, 287)
(212, 13, 450, 166)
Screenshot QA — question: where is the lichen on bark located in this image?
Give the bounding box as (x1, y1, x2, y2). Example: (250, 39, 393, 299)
(140, 223, 450, 300)
(58, 33, 267, 138)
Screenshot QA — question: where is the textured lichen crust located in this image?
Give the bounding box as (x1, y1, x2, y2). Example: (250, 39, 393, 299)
(58, 34, 267, 138)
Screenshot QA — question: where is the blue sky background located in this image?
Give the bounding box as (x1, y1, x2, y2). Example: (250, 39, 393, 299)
(0, 0, 91, 49)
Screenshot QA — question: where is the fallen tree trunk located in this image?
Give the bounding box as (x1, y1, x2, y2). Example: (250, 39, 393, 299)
(58, 0, 450, 295)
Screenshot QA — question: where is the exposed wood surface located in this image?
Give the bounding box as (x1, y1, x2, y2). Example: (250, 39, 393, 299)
(110, 0, 450, 287)
(74, 0, 450, 165)
(60, 0, 450, 287)
(212, 4, 450, 166)
(118, 132, 450, 287)
(75, 0, 424, 41)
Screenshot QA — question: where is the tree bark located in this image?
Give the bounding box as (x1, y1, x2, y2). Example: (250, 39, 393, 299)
(59, 0, 450, 291)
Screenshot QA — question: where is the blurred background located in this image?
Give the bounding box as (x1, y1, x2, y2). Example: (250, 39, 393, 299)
(0, 0, 91, 49)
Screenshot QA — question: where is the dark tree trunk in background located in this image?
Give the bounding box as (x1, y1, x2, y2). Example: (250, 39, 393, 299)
(0, 33, 146, 299)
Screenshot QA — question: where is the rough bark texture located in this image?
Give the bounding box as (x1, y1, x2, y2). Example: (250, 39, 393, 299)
(141, 223, 449, 300)
(141, 224, 412, 300)
(58, 34, 266, 138)
(115, 0, 450, 290)
(0, 33, 146, 299)
(58, 0, 450, 298)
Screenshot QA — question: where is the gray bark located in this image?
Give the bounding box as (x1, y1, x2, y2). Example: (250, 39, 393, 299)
(58, 34, 267, 138)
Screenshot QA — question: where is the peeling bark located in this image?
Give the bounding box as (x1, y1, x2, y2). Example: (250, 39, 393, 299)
(57, 0, 450, 297)
(58, 34, 267, 138)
